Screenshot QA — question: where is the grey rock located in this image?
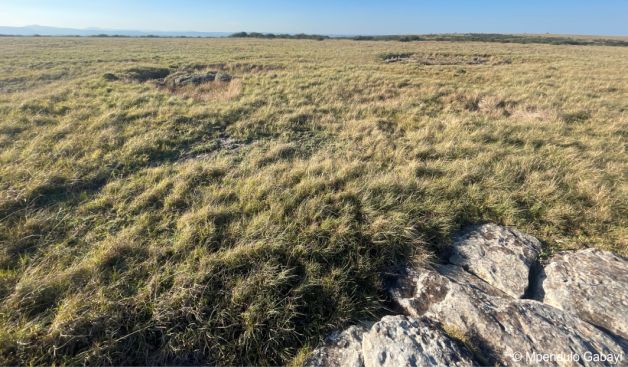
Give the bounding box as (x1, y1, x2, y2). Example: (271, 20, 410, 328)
(537, 248, 628, 339)
(391, 265, 626, 366)
(361, 316, 474, 367)
(309, 225, 627, 367)
(305, 325, 365, 367)
(305, 316, 474, 367)
(448, 223, 542, 298)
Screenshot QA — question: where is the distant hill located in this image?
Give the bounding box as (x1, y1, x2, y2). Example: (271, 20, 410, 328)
(346, 33, 628, 46)
(229, 31, 628, 46)
(2, 26, 626, 46)
(0, 25, 230, 37)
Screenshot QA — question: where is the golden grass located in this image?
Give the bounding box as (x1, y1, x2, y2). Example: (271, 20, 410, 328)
(0, 37, 626, 365)
(165, 79, 242, 102)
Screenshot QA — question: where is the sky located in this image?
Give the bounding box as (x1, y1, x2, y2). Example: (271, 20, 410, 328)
(0, 0, 626, 36)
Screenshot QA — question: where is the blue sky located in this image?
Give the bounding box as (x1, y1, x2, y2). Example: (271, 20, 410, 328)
(1, 0, 626, 35)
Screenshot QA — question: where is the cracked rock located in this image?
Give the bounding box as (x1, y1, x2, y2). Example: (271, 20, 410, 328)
(448, 223, 542, 298)
(308, 224, 626, 367)
(536, 248, 628, 339)
(391, 265, 625, 366)
(305, 325, 365, 367)
(305, 316, 474, 367)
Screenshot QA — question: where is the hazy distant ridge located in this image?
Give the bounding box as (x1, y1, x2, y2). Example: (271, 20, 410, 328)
(0, 25, 230, 37)
(1, 25, 626, 47)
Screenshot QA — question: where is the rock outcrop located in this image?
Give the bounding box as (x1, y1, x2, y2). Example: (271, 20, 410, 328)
(448, 223, 542, 298)
(536, 248, 628, 339)
(305, 316, 475, 367)
(307, 224, 628, 367)
(305, 325, 365, 367)
(393, 265, 625, 366)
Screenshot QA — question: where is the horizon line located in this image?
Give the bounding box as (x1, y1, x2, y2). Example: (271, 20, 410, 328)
(0, 25, 626, 39)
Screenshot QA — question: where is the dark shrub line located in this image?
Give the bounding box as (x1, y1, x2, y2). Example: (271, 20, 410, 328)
(229, 32, 628, 46)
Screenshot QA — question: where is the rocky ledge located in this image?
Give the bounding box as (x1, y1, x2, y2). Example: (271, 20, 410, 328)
(306, 224, 627, 366)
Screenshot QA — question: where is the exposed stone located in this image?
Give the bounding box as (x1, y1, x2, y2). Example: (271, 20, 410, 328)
(305, 326, 365, 367)
(536, 248, 628, 339)
(305, 316, 475, 367)
(391, 265, 626, 366)
(448, 223, 542, 298)
(361, 316, 474, 367)
(309, 224, 627, 367)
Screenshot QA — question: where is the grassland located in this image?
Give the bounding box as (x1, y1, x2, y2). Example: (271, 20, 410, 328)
(0, 37, 626, 365)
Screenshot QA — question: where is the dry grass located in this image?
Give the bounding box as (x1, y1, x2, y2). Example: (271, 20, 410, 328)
(0, 37, 626, 365)
(166, 79, 242, 102)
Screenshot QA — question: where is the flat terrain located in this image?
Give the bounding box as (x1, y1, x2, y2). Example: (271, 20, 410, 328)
(0, 37, 626, 365)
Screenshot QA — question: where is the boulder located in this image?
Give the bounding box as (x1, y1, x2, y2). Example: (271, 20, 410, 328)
(391, 265, 626, 366)
(448, 223, 542, 298)
(536, 248, 628, 339)
(305, 316, 475, 367)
